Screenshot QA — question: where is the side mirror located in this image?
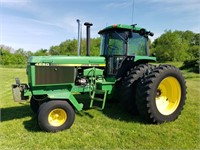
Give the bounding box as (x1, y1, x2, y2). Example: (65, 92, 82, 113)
(147, 31, 154, 36)
(139, 29, 146, 36)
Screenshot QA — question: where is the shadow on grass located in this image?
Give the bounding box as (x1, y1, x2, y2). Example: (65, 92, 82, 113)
(23, 116, 41, 132)
(75, 94, 146, 124)
(1, 94, 146, 132)
(1, 104, 31, 122)
(103, 101, 145, 123)
(1, 103, 41, 132)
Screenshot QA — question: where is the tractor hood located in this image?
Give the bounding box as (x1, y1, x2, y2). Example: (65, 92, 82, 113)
(28, 56, 106, 67)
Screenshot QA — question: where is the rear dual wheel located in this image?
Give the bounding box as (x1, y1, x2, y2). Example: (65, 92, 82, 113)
(119, 64, 155, 114)
(37, 100, 75, 132)
(136, 65, 186, 123)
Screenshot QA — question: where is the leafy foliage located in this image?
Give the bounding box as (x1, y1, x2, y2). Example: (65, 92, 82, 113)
(181, 33, 199, 73)
(151, 30, 189, 62)
(0, 38, 101, 65)
(49, 38, 101, 56)
(150, 31, 199, 72)
(34, 49, 48, 56)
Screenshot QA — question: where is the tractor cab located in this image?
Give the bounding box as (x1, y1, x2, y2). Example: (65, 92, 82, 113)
(98, 24, 154, 77)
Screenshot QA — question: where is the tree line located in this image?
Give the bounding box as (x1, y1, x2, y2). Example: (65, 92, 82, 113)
(151, 30, 199, 72)
(0, 30, 199, 72)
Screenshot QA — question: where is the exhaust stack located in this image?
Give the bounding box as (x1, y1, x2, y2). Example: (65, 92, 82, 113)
(77, 19, 81, 56)
(84, 22, 93, 56)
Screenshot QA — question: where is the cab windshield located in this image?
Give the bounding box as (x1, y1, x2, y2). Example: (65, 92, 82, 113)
(100, 31, 148, 56)
(128, 32, 148, 56)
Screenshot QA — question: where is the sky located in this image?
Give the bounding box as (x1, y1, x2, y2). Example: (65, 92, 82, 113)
(0, 0, 200, 52)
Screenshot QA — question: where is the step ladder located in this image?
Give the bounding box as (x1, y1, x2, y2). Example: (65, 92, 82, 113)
(90, 89, 107, 110)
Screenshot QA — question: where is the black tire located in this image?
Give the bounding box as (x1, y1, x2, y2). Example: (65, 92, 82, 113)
(136, 65, 187, 123)
(112, 59, 135, 102)
(37, 100, 75, 132)
(30, 96, 39, 113)
(119, 64, 156, 114)
(30, 95, 48, 113)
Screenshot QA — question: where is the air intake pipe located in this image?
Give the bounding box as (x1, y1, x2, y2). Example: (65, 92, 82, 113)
(84, 22, 93, 56)
(77, 19, 81, 56)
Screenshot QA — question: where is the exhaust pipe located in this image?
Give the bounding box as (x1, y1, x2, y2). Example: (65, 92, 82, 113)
(77, 19, 82, 56)
(84, 22, 93, 56)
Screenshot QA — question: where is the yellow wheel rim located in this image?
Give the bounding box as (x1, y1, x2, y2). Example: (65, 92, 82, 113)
(48, 108, 67, 127)
(156, 76, 181, 115)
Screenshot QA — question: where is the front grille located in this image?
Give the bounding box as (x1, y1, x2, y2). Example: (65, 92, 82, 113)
(35, 66, 75, 85)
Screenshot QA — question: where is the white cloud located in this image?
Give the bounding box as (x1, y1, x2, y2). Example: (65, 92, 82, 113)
(1, 14, 68, 51)
(105, 1, 132, 9)
(1, 0, 31, 7)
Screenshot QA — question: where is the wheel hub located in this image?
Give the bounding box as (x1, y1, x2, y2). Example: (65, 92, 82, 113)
(155, 76, 181, 115)
(48, 108, 67, 127)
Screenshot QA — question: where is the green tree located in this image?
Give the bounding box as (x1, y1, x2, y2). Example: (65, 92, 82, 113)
(49, 38, 100, 56)
(13, 53, 26, 64)
(34, 49, 48, 56)
(14, 48, 27, 64)
(151, 30, 189, 62)
(0, 45, 14, 65)
(0, 48, 13, 65)
(90, 37, 101, 56)
(180, 33, 200, 73)
(49, 46, 61, 55)
(66, 39, 78, 55)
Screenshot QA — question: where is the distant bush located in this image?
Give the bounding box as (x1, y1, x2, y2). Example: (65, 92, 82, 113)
(180, 59, 199, 73)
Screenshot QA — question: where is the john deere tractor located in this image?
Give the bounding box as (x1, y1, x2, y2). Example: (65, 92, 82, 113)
(12, 23, 186, 132)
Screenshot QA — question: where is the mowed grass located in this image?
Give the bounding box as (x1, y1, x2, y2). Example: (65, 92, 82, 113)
(0, 66, 199, 149)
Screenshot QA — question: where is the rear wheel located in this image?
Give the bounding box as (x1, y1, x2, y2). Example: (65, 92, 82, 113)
(119, 64, 155, 114)
(136, 65, 186, 123)
(37, 100, 75, 132)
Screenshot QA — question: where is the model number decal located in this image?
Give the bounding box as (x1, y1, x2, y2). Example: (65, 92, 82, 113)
(35, 63, 50, 66)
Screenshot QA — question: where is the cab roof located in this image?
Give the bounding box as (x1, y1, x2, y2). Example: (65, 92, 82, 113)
(98, 24, 143, 34)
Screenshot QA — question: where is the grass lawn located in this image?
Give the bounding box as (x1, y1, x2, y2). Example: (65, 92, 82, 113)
(0, 65, 199, 149)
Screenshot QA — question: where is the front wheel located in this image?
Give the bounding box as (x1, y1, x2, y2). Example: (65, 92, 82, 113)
(136, 65, 186, 123)
(37, 100, 75, 132)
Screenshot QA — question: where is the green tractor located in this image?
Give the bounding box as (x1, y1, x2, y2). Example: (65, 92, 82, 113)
(12, 23, 186, 132)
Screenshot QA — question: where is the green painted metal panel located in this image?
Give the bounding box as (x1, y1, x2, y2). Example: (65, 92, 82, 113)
(96, 82, 114, 94)
(71, 85, 92, 93)
(28, 56, 106, 66)
(106, 77, 116, 82)
(134, 56, 156, 62)
(32, 89, 83, 111)
(30, 66, 35, 86)
(83, 68, 104, 77)
(98, 24, 144, 34)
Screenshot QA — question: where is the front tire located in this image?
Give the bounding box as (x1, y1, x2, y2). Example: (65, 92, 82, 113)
(37, 100, 75, 132)
(136, 65, 186, 123)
